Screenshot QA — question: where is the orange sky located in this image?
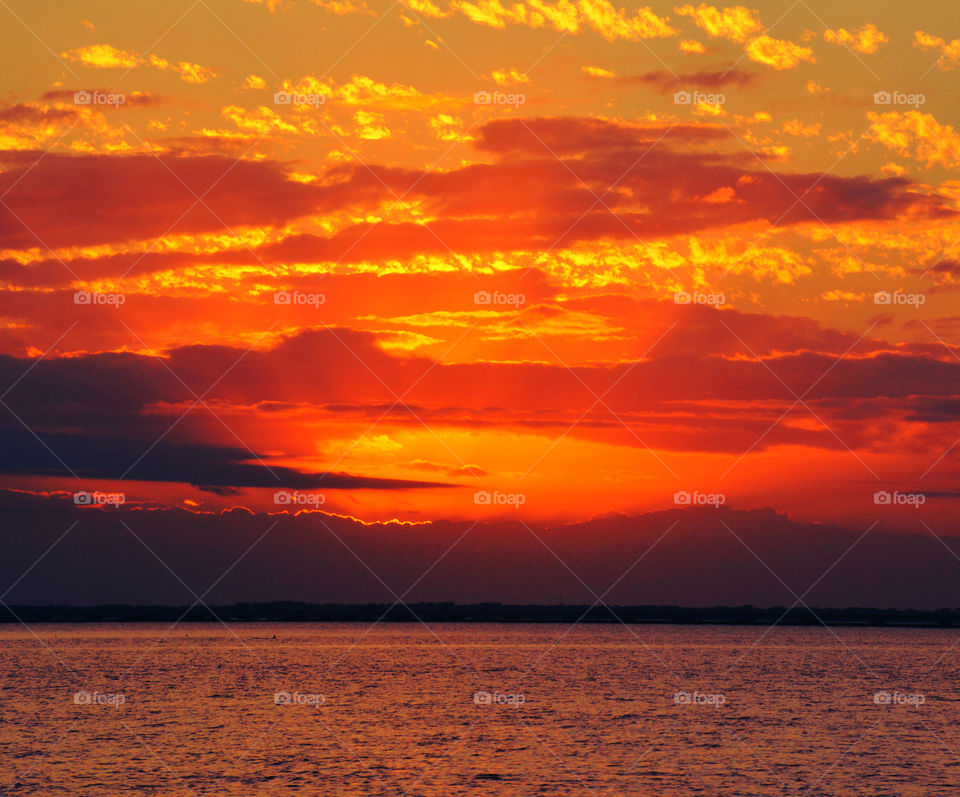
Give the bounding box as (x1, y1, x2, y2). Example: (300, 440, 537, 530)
(2, 0, 960, 527)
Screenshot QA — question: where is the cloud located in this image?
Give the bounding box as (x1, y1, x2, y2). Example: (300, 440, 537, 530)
(823, 23, 888, 54)
(312, 0, 375, 14)
(674, 5, 814, 69)
(473, 115, 731, 154)
(0, 103, 81, 150)
(866, 111, 960, 170)
(489, 67, 530, 86)
(241, 74, 268, 90)
(61, 43, 140, 69)
(613, 67, 757, 91)
(743, 35, 815, 70)
(408, 459, 488, 477)
(2, 312, 960, 462)
(582, 65, 616, 78)
(0, 94, 167, 153)
(40, 89, 162, 106)
(914, 30, 960, 69)
(61, 44, 217, 84)
(1, 116, 951, 266)
(0, 427, 451, 491)
(679, 38, 706, 53)
(3, 496, 960, 608)
(0, 151, 329, 250)
(675, 3, 763, 42)
(403, 0, 678, 41)
(282, 74, 444, 111)
(243, 0, 288, 10)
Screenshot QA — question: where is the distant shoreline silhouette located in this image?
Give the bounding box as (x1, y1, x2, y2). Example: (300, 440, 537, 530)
(4, 602, 959, 627)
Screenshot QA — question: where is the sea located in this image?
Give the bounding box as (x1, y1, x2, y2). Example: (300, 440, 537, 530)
(1, 623, 958, 795)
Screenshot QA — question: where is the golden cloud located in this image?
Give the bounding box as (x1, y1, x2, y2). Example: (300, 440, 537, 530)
(675, 3, 763, 43)
(61, 44, 216, 84)
(678, 38, 707, 53)
(744, 35, 815, 70)
(866, 110, 960, 170)
(823, 23, 888, 54)
(914, 30, 960, 68)
(405, 0, 677, 40)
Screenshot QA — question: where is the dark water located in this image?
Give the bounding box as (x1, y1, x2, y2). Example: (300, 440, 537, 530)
(2, 623, 958, 795)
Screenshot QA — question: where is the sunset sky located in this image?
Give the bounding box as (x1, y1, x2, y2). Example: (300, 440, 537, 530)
(2, 0, 960, 530)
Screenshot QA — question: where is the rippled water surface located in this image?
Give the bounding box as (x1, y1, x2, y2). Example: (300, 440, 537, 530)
(2, 623, 959, 795)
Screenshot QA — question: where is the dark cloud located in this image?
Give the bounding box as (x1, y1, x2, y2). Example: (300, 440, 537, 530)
(0, 428, 451, 490)
(614, 68, 758, 92)
(0, 152, 329, 251)
(474, 116, 732, 156)
(921, 259, 960, 275)
(39, 89, 162, 106)
(1, 314, 959, 466)
(0, 117, 952, 264)
(2, 493, 958, 609)
(0, 103, 77, 125)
